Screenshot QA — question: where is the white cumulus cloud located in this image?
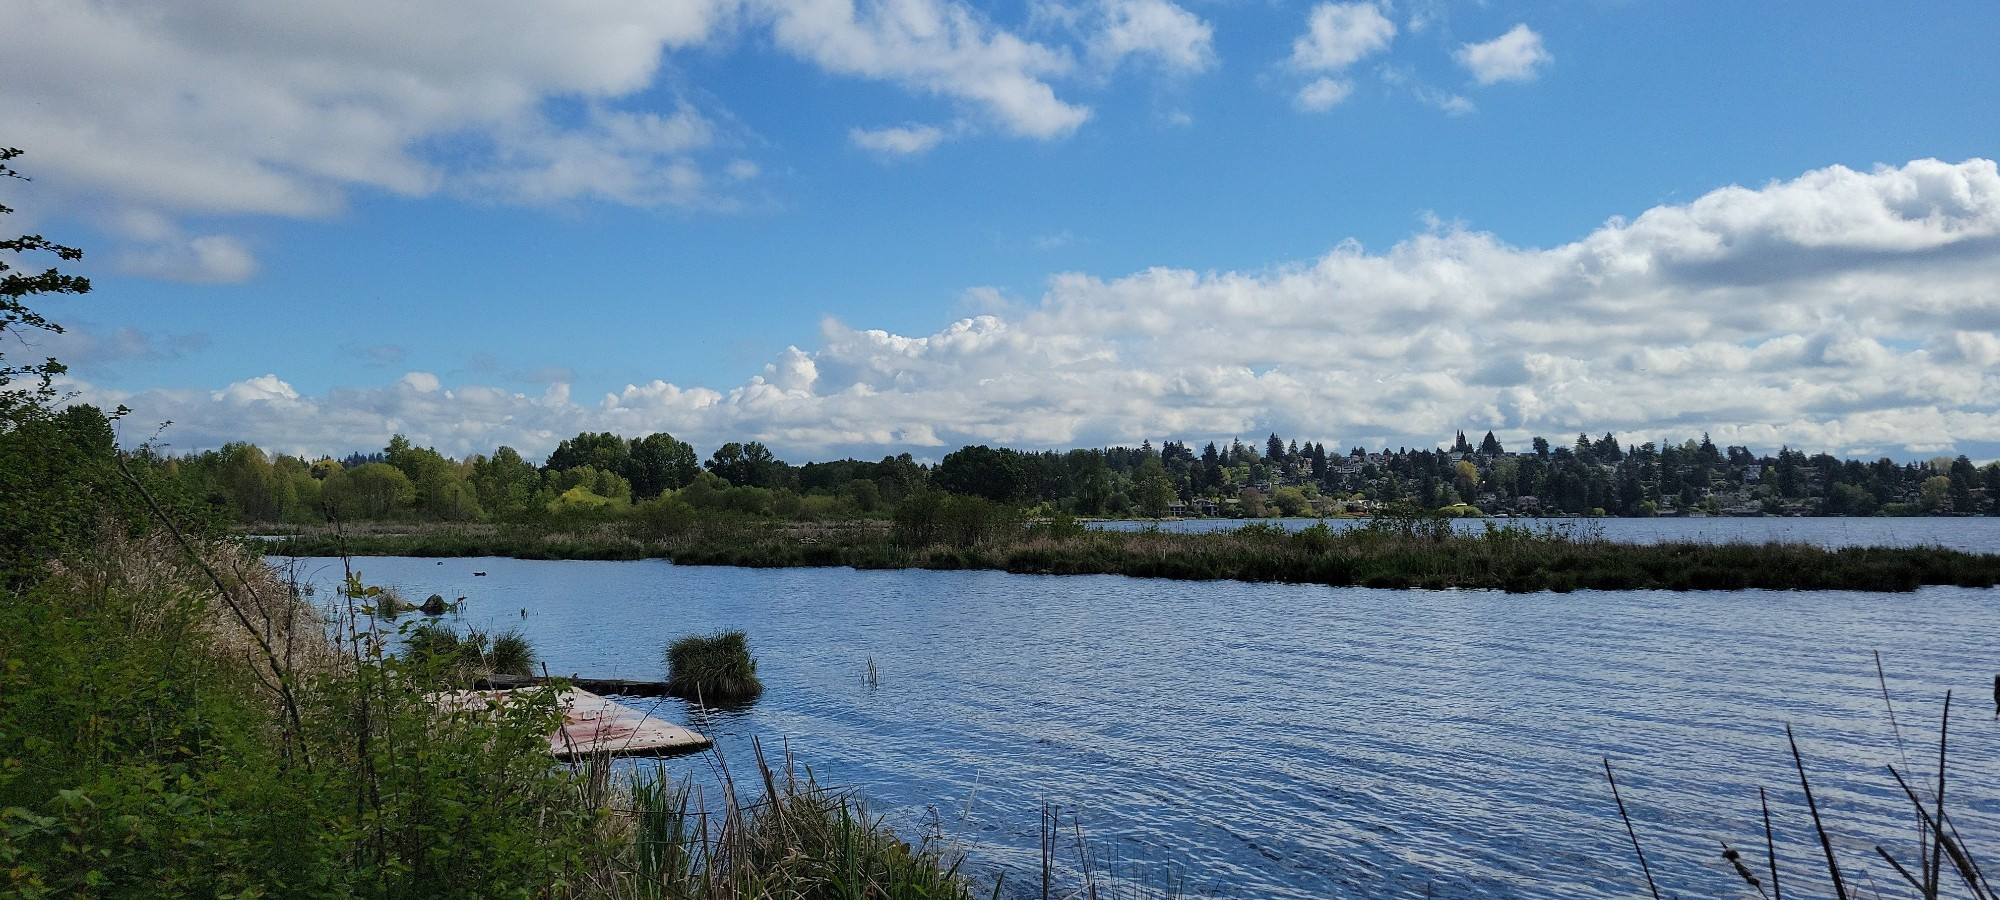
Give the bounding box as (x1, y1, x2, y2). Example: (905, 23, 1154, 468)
(1455, 24, 1552, 85)
(8, 0, 1191, 278)
(71, 159, 2000, 462)
(1087, 0, 1214, 73)
(755, 0, 1089, 139)
(1290, 2, 1396, 73)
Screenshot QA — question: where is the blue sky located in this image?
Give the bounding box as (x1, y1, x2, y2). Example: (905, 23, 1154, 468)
(4, 1, 2000, 462)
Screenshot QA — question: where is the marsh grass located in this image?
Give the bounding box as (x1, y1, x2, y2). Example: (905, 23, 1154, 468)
(490, 628, 537, 676)
(666, 631, 764, 704)
(1611, 663, 1996, 898)
(266, 513, 2000, 593)
(608, 742, 974, 900)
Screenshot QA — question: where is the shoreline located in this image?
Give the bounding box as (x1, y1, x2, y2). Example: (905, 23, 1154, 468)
(260, 520, 2000, 593)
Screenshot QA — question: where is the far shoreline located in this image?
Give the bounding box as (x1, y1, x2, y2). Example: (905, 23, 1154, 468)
(257, 516, 2000, 594)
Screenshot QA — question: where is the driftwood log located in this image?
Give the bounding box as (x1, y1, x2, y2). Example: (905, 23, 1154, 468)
(475, 673, 672, 697)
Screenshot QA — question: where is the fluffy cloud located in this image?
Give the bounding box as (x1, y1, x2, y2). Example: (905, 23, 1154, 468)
(1, 0, 741, 281)
(1287, 2, 1395, 113)
(71, 159, 2000, 461)
(6, 0, 1171, 275)
(1455, 24, 1552, 85)
(70, 156, 2000, 458)
(0, 0, 733, 214)
(1290, 2, 1397, 72)
(757, 0, 1089, 139)
(1086, 0, 1214, 73)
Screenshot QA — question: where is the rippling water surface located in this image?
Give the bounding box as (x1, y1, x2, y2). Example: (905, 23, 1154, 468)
(287, 529, 2000, 897)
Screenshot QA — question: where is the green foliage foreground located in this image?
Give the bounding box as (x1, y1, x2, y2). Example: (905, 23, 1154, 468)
(0, 532, 976, 899)
(0, 535, 600, 898)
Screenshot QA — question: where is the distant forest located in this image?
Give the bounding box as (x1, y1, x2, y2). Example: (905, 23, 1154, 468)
(139, 427, 2000, 526)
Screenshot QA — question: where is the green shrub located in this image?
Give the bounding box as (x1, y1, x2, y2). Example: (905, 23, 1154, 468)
(665, 630, 763, 704)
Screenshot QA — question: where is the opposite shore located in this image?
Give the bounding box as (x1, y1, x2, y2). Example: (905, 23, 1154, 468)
(262, 515, 2000, 593)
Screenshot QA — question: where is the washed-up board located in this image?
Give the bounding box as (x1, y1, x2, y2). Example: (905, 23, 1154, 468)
(436, 687, 712, 759)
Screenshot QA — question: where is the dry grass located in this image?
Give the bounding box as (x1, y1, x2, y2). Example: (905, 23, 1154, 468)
(47, 528, 342, 690)
(583, 741, 974, 900)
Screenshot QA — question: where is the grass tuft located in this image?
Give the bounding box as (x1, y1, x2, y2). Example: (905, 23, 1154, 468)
(619, 742, 972, 900)
(665, 630, 764, 704)
(488, 629, 537, 676)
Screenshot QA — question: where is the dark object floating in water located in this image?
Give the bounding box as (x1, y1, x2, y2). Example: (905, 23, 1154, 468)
(473, 571, 487, 576)
(478, 673, 672, 698)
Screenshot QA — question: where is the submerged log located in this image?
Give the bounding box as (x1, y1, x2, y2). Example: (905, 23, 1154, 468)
(475, 673, 672, 697)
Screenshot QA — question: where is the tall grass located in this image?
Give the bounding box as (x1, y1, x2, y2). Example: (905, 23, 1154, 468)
(0, 529, 604, 896)
(1611, 663, 1995, 898)
(265, 513, 2000, 593)
(665, 631, 764, 704)
(490, 628, 537, 676)
(612, 742, 973, 900)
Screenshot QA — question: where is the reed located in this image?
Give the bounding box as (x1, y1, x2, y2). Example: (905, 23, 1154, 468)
(1611, 667, 1993, 898)
(665, 631, 764, 704)
(488, 629, 537, 677)
(613, 741, 973, 900)
(264, 515, 2000, 594)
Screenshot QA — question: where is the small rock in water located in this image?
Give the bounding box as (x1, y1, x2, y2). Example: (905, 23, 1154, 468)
(421, 593, 448, 616)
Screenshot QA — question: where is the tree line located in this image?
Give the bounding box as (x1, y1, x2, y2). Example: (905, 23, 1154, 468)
(149, 425, 2000, 527)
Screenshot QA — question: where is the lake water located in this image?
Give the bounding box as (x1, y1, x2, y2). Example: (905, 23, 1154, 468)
(281, 521, 2000, 897)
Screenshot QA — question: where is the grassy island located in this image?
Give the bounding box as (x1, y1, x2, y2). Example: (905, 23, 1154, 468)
(266, 513, 2000, 593)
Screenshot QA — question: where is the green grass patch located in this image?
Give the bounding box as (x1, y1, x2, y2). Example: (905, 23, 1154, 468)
(261, 515, 2000, 594)
(665, 630, 764, 705)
